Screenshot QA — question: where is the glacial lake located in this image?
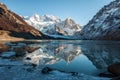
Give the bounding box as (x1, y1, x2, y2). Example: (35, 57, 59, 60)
(0, 40, 120, 76)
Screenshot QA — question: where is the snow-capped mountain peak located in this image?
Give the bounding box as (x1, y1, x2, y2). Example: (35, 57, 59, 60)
(65, 17, 75, 25)
(65, 17, 72, 21)
(32, 13, 40, 19)
(23, 14, 82, 39)
(30, 13, 41, 22)
(41, 14, 61, 22)
(64, 17, 80, 29)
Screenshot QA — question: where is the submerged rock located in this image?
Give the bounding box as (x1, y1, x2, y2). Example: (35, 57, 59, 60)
(31, 63, 37, 68)
(26, 57, 31, 60)
(41, 66, 79, 76)
(98, 72, 116, 78)
(13, 47, 26, 57)
(111, 76, 120, 80)
(108, 63, 120, 76)
(41, 67, 53, 74)
(0, 43, 10, 53)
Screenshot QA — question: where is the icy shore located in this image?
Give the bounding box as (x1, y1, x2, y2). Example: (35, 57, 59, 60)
(0, 58, 110, 80)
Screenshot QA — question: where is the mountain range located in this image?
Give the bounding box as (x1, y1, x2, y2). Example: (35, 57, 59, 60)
(0, 0, 120, 40)
(23, 14, 82, 39)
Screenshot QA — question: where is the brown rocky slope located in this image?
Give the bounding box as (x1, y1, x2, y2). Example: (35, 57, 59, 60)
(0, 2, 49, 40)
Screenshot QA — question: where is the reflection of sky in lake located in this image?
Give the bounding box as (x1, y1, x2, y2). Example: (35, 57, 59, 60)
(48, 54, 98, 75)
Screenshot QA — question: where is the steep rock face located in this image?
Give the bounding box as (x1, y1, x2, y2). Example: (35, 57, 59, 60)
(0, 3, 47, 39)
(54, 24, 68, 36)
(81, 0, 120, 40)
(23, 14, 81, 38)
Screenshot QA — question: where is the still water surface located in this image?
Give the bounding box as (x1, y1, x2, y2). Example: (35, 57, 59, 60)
(1, 40, 120, 76)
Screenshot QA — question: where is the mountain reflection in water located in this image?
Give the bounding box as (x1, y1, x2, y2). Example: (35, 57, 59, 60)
(0, 40, 120, 76)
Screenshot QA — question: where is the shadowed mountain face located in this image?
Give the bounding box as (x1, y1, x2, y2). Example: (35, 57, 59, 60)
(0, 3, 49, 39)
(81, 0, 120, 40)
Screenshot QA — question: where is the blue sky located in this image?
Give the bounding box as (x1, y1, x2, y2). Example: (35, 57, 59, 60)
(0, 0, 113, 26)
